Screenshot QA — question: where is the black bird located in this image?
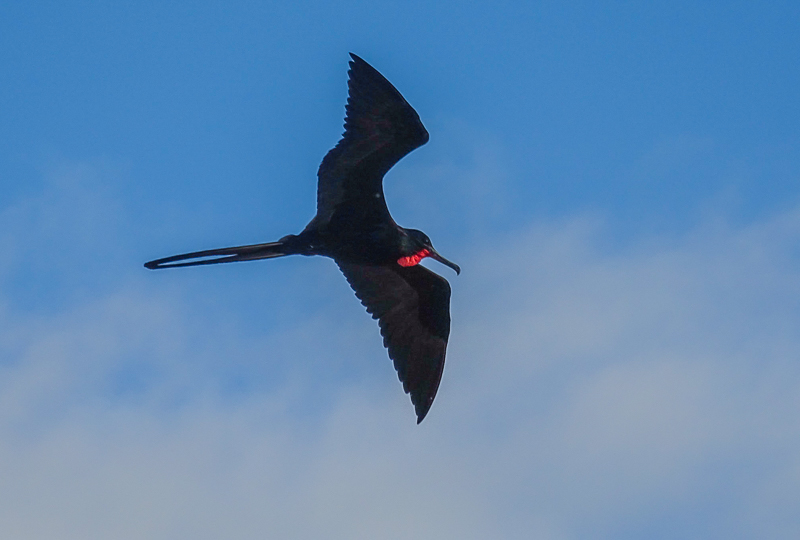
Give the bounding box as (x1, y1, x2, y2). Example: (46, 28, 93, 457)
(145, 54, 459, 423)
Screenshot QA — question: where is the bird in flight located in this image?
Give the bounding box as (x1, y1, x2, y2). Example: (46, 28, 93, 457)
(145, 53, 459, 423)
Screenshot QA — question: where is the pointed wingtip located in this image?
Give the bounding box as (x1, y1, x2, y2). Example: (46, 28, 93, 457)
(415, 403, 432, 424)
(348, 52, 363, 68)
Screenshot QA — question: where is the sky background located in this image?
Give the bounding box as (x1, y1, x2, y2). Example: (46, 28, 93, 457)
(2, 1, 800, 538)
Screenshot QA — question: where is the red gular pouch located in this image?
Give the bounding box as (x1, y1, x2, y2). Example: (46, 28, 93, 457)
(397, 248, 431, 268)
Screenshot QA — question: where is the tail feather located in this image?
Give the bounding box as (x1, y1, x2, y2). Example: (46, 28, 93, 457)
(144, 241, 287, 270)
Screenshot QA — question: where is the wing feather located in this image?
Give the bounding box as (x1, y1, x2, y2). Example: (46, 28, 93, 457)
(337, 261, 451, 423)
(315, 54, 429, 228)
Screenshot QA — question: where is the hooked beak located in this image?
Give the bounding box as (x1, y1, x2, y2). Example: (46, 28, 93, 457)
(429, 249, 461, 275)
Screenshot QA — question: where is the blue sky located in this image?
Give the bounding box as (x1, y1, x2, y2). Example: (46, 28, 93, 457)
(2, 2, 800, 538)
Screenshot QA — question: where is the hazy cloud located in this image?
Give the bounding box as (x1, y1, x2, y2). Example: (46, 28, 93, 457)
(2, 170, 800, 538)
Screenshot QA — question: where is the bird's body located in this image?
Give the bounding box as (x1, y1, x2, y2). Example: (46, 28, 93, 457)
(145, 54, 458, 423)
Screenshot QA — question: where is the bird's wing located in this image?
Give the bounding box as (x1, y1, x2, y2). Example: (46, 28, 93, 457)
(315, 54, 430, 228)
(337, 261, 451, 423)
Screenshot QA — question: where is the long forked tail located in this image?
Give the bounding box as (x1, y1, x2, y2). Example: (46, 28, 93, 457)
(144, 240, 289, 270)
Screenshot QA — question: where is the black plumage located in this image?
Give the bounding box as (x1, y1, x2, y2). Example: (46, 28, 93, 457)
(145, 54, 459, 423)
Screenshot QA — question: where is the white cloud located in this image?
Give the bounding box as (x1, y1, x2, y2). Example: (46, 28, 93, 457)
(3, 165, 800, 538)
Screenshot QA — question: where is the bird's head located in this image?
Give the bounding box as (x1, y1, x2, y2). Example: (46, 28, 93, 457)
(398, 229, 460, 275)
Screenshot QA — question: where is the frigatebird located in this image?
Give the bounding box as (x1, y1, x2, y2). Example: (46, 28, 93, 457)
(145, 53, 459, 423)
